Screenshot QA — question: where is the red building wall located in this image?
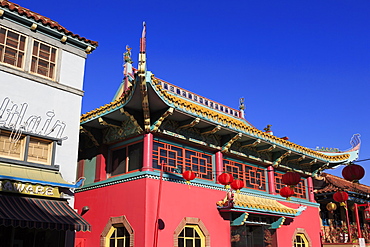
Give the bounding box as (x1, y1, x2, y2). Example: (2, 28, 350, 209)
(75, 176, 322, 246)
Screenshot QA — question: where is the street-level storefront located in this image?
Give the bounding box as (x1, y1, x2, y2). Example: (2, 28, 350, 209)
(0, 173, 90, 247)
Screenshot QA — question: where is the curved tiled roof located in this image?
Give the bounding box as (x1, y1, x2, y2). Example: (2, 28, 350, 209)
(0, 0, 98, 46)
(80, 77, 351, 163)
(153, 82, 350, 163)
(315, 173, 370, 194)
(217, 193, 298, 215)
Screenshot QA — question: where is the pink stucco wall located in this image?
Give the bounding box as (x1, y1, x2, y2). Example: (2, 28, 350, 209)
(75, 177, 322, 246)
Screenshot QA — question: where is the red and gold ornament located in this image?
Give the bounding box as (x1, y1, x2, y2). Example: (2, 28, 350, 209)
(218, 173, 234, 189)
(279, 186, 295, 200)
(333, 191, 349, 206)
(182, 170, 196, 185)
(230, 179, 244, 193)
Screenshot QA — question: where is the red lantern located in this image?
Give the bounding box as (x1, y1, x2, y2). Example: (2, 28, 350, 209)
(182, 170, 196, 184)
(218, 173, 234, 189)
(364, 206, 370, 221)
(342, 163, 365, 183)
(279, 186, 295, 200)
(333, 191, 349, 206)
(230, 179, 244, 193)
(282, 171, 301, 187)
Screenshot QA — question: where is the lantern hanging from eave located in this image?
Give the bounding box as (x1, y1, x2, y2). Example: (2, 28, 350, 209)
(230, 179, 244, 193)
(333, 191, 349, 206)
(279, 186, 295, 200)
(182, 170, 196, 185)
(282, 171, 301, 187)
(326, 202, 337, 212)
(364, 206, 370, 221)
(342, 163, 365, 183)
(218, 173, 234, 189)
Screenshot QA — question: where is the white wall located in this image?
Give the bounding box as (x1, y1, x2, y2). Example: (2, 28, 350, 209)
(59, 50, 86, 90)
(0, 71, 82, 185)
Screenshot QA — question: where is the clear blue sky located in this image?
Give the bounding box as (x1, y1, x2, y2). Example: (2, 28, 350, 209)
(16, 0, 370, 183)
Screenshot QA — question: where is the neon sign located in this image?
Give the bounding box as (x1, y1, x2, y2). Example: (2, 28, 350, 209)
(0, 97, 67, 140)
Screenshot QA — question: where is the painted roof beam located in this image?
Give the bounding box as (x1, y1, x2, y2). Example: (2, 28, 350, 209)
(98, 117, 122, 128)
(286, 155, 306, 163)
(119, 108, 143, 133)
(177, 118, 200, 130)
(201, 125, 221, 135)
(312, 162, 329, 177)
(80, 126, 99, 147)
(256, 144, 276, 153)
(239, 139, 261, 149)
(222, 133, 242, 152)
(151, 107, 174, 132)
(273, 151, 291, 168)
(300, 158, 317, 166)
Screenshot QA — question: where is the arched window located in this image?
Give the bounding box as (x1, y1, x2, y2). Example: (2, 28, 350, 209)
(294, 233, 308, 247)
(178, 225, 204, 247)
(174, 217, 210, 247)
(107, 226, 130, 247)
(292, 228, 311, 247)
(100, 216, 134, 247)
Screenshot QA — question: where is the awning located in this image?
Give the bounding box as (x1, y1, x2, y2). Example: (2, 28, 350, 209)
(0, 194, 91, 231)
(0, 163, 82, 188)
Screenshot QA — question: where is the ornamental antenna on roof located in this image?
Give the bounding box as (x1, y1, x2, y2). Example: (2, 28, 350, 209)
(138, 21, 147, 73)
(239, 97, 245, 118)
(122, 45, 134, 92)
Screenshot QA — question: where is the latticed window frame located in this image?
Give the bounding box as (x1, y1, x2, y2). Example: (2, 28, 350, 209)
(275, 172, 307, 199)
(107, 225, 131, 247)
(0, 26, 27, 69)
(152, 140, 213, 180)
(223, 157, 267, 191)
(294, 233, 309, 247)
(0, 129, 57, 168)
(27, 136, 53, 166)
(30, 39, 57, 80)
(101, 216, 134, 247)
(108, 140, 143, 177)
(178, 225, 205, 247)
(0, 130, 26, 160)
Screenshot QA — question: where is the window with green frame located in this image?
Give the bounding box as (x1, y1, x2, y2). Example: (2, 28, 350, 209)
(294, 233, 308, 247)
(178, 225, 205, 247)
(107, 225, 130, 247)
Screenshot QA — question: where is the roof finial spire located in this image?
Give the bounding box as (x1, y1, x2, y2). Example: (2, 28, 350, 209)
(138, 21, 147, 73)
(239, 97, 245, 118)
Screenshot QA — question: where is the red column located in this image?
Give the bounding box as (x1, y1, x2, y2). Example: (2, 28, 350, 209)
(267, 166, 276, 195)
(215, 151, 223, 181)
(344, 201, 353, 243)
(355, 203, 362, 238)
(77, 160, 85, 179)
(142, 133, 154, 171)
(306, 176, 315, 202)
(94, 146, 107, 182)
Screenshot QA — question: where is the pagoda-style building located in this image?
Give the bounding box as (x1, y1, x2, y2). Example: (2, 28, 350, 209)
(315, 172, 370, 246)
(74, 24, 360, 247)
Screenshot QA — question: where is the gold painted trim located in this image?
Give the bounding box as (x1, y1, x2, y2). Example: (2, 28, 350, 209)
(151, 107, 174, 132)
(85, 46, 92, 53)
(80, 77, 351, 163)
(119, 108, 143, 133)
(60, 35, 67, 43)
(30, 23, 37, 30)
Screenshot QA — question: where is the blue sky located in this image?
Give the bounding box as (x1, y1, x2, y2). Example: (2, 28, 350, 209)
(16, 0, 370, 183)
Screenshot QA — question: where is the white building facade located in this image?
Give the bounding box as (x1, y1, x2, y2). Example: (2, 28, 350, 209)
(0, 1, 97, 246)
